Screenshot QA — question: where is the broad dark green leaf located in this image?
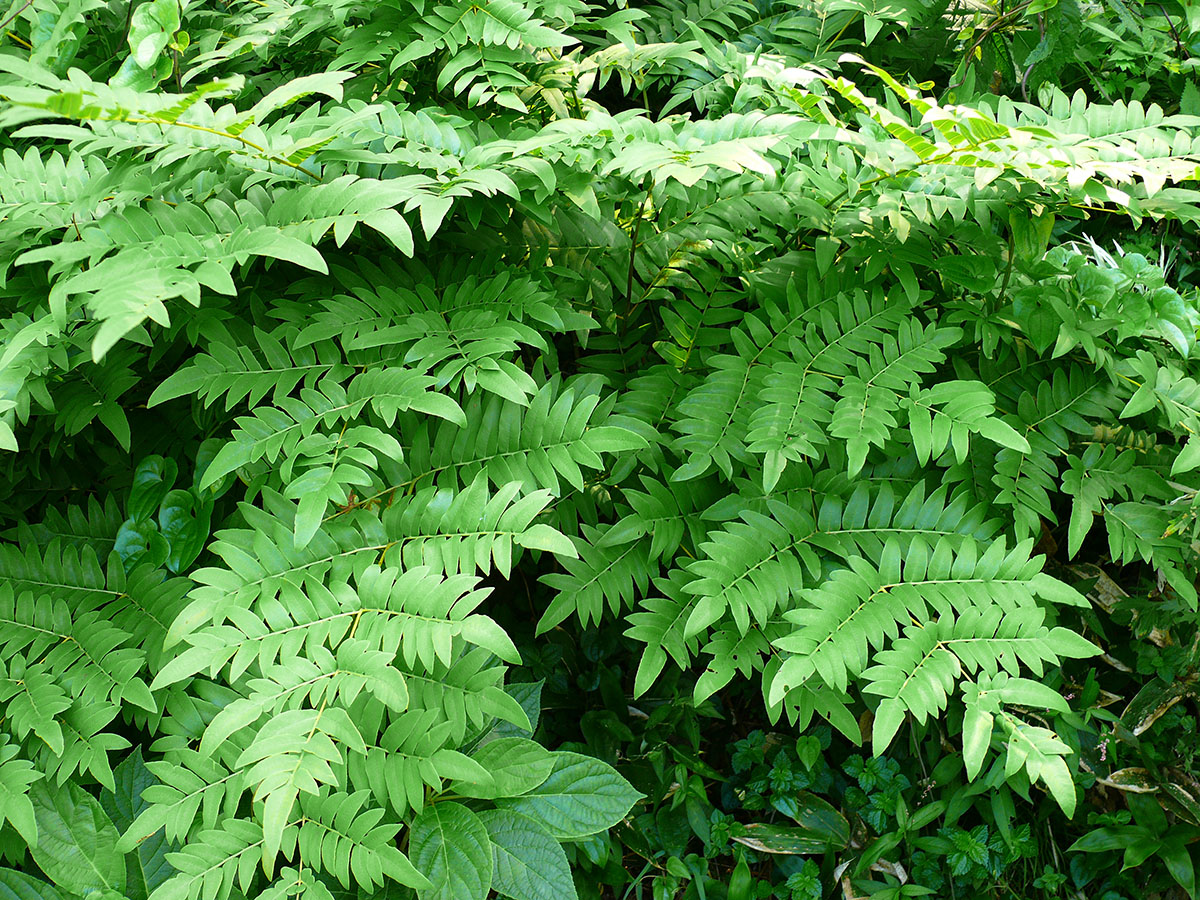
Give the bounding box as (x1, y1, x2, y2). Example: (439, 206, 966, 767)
(0, 870, 74, 900)
(410, 801, 492, 900)
(769, 791, 850, 849)
(29, 781, 125, 895)
(460, 738, 554, 800)
(100, 749, 174, 900)
(731, 823, 835, 855)
(128, 456, 178, 522)
(158, 489, 212, 574)
(487, 682, 544, 742)
(477, 810, 576, 900)
(497, 752, 642, 839)
(115, 518, 170, 570)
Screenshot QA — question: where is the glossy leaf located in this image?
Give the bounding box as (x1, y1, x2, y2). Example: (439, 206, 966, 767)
(497, 752, 642, 839)
(459, 738, 554, 800)
(29, 781, 125, 895)
(100, 749, 174, 900)
(410, 802, 492, 900)
(476, 810, 576, 900)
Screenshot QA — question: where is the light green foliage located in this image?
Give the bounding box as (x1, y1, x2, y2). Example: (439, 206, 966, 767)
(1, 0, 1200, 894)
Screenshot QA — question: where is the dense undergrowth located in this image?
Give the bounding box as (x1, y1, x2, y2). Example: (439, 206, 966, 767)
(2, 0, 1200, 896)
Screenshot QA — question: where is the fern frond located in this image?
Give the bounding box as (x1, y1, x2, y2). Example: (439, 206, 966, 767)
(625, 570, 704, 697)
(0, 656, 71, 756)
(679, 498, 820, 639)
(768, 536, 1093, 742)
(0, 539, 111, 608)
(348, 709, 484, 816)
(197, 383, 366, 489)
(694, 623, 775, 702)
(746, 284, 913, 489)
(401, 647, 529, 744)
(0, 735, 38, 845)
(829, 318, 960, 475)
(903, 380, 1031, 466)
(149, 325, 352, 412)
(121, 742, 246, 846)
(670, 352, 761, 481)
(151, 818, 265, 900)
(396, 377, 648, 494)
(236, 706, 364, 861)
(374, 476, 575, 578)
(992, 365, 1122, 538)
(773, 538, 1037, 693)
(537, 524, 654, 631)
(0, 148, 142, 278)
(0, 543, 166, 716)
(862, 608, 1090, 751)
(805, 480, 1005, 563)
(156, 563, 517, 692)
(291, 790, 424, 891)
(34, 700, 129, 791)
(636, 0, 757, 44)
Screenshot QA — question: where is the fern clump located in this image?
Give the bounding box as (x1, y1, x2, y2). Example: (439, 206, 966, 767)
(1, 0, 1200, 896)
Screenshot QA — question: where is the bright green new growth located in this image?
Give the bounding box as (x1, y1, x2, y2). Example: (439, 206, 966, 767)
(1, 0, 1199, 894)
